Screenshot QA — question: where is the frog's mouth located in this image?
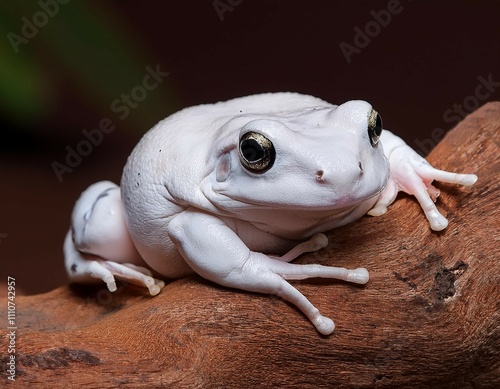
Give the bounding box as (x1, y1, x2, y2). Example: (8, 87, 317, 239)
(204, 167, 389, 215)
(207, 177, 387, 214)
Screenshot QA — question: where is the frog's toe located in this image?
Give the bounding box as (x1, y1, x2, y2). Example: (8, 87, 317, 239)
(144, 277, 166, 296)
(102, 275, 118, 292)
(409, 180, 450, 231)
(416, 164, 478, 187)
(313, 315, 335, 335)
(460, 173, 478, 186)
(346, 268, 369, 284)
(84, 261, 118, 291)
(147, 283, 161, 296)
(367, 204, 388, 217)
(99, 260, 165, 296)
(425, 208, 449, 231)
(275, 233, 329, 262)
(311, 233, 329, 249)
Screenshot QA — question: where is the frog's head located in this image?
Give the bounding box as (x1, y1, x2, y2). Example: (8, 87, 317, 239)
(204, 100, 390, 214)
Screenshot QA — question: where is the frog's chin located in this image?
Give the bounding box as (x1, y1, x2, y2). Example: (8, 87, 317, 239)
(333, 180, 387, 208)
(215, 195, 381, 240)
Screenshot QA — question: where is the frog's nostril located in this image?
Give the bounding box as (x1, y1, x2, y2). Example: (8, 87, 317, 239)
(316, 170, 324, 181)
(358, 162, 363, 175)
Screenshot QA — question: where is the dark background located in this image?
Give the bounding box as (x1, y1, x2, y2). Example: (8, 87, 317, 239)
(1, 0, 499, 295)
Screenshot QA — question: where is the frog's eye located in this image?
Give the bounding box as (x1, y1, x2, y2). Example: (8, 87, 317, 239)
(239, 131, 276, 173)
(368, 109, 383, 147)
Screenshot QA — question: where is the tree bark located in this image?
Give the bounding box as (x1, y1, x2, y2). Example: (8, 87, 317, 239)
(1, 102, 499, 388)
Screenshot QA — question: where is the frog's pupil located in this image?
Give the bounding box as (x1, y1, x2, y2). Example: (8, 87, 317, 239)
(241, 139, 264, 162)
(375, 114, 382, 136)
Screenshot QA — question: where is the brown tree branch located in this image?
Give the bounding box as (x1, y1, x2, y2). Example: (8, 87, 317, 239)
(1, 102, 499, 388)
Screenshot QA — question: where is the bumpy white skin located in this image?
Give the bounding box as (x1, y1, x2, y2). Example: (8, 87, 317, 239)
(64, 181, 165, 296)
(64, 93, 477, 335)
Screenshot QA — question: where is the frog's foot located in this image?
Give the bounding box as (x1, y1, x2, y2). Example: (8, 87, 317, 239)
(278, 263, 369, 334)
(76, 258, 164, 296)
(236, 256, 368, 335)
(64, 231, 165, 296)
(371, 145, 477, 231)
(275, 279, 336, 335)
(96, 260, 166, 296)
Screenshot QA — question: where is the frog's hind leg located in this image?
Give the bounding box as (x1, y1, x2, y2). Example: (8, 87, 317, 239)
(64, 231, 164, 295)
(64, 181, 165, 296)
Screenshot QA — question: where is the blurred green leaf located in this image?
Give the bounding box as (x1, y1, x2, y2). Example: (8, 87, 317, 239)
(0, 1, 179, 134)
(0, 6, 54, 126)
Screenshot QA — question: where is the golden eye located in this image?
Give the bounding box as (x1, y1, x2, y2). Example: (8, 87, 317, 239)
(368, 109, 383, 147)
(239, 132, 276, 173)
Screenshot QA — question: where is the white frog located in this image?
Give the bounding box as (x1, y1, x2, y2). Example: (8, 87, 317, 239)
(64, 93, 477, 335)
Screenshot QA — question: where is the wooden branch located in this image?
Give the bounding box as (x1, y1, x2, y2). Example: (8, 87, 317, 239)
(1, 102, 499, 388)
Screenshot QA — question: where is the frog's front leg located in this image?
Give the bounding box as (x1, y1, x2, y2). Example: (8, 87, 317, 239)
(64, 181, 165, 296)
(167, 209, 368, 335)
(369, 130, 478, 231)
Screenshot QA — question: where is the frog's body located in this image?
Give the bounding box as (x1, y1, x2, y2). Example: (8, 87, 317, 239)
(64, 93, 477, 334)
